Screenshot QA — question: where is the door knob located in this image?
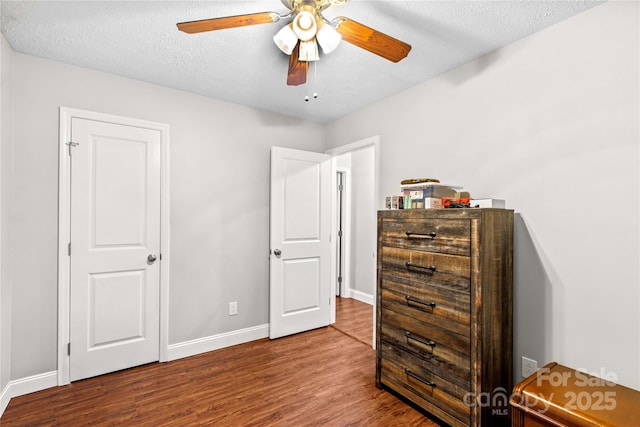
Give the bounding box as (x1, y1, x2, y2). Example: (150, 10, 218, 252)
(273, 249, 282, 258)
(147, 254, 158, 263)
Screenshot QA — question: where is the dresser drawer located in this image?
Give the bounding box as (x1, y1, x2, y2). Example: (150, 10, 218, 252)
(380, 246, 471, 293)
(379, 285, 470, 337)
(380, 340, 471, 397)
(380, 342, 471, 425)
(380, 306, 470, 363)
(381, 218, 470, 256)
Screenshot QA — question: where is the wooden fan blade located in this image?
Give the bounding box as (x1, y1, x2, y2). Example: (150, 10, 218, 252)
(177, 12, 280, 34)
(287, 43, 308, 86)
(334, 17, 411, 63)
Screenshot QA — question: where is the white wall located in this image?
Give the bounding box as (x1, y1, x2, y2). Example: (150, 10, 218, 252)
(5, 49, 325, 379)
(325, 1, 639, 389)
(0, 28, 3, 397)
(349, 146, 376, 298)
(334, 146, 376, 302)
(0, 33, 12, 394)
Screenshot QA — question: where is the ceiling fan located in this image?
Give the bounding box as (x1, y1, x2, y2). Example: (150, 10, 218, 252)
(177, 0, 411, 86)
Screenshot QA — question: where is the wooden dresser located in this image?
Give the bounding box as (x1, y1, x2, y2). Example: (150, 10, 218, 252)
(511, 362, 640, 427)
(376, 209, 514, 427)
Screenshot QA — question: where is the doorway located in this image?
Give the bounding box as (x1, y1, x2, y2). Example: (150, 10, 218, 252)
(57, 107, 170, 385)
(328, 136, 379, 347)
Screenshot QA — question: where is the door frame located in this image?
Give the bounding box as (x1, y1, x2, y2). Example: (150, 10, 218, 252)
(326, 136, 380, 345)
(57, 107, 171, 385)
(334, 167, 351, 301)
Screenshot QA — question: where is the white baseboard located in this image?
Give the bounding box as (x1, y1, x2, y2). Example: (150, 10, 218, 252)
(0, 370, 58, 415)
(167, 324, 269, 361)
(349, 289, 374, 306)
(0, 382, 10, 415)
(0, 326, 271, 418)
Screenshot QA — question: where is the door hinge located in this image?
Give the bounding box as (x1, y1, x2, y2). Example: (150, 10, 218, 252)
(66, 141, 79, 156)
(67, 342, 71, 356)
(338, 276, 342, 283)
(338, 230, 343, 238)
(68, 242, 71, 256)
(338, 184, 343, 191)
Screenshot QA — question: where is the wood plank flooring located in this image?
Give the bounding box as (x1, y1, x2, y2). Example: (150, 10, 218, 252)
(330, 296, 374, 346)
(1, 298, 442, 426)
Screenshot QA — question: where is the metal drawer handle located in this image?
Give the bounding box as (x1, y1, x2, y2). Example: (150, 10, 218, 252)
(405, 331, 436, 348)
(405, 295, 436, 309)
(406, 262, 436, 272)
(405, 231, 436, 239)
(405, 369, 436, 387)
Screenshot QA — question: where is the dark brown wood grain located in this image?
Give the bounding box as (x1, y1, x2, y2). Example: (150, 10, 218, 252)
(1, 300, 442, 427)
(380, 247, 471, 293)
(287, 42, 307, 86)
(377, 208, 514, 427)
(381, 217, 471, 256)
(380, 288, 470, 337)
(380, 278, 471, 329)
(381, 307, 470, 357)
(383, 246, 471, 278)
(379, 336, 471, 390)
(380, 354, 471, 426)
(380, 354, 471, 422)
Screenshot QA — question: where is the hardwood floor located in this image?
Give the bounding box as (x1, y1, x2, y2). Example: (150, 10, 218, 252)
(330, 296, 374, 346)
(1, 298, 442, 426)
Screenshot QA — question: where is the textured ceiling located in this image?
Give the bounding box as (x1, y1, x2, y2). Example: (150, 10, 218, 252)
(1, 0, 602, 123)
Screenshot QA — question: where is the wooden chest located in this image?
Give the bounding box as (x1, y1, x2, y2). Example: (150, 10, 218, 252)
(376, 209, 514, 427)
(511, 362, 640, 427)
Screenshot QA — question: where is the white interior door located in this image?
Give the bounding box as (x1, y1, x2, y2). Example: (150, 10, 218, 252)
(69, 117, 161, 381)
(270, 147, 331, 339)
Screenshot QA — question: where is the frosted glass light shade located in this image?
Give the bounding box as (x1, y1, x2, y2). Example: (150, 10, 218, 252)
(298, 39, 319, 61)
(316, 21, 342, 54)
(273, 24, 298, 55)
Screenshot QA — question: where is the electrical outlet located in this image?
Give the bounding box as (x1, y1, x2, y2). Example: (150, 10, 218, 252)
(229, 301, 238, 316)
(522, 356, 538, 378)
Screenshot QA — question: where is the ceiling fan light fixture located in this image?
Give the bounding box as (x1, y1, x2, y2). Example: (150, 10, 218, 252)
(316, 21, 341, 54)
(292, 10, 317, 41)
(176, 0, 411, 87)
(273, 23, 298, 55)
(298, 39, 319, 61)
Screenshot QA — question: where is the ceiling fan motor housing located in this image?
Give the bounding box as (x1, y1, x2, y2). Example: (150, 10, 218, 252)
(292, 8, 317, 41)
(275, 4, 325, 61)
(277, 2, 343, 61)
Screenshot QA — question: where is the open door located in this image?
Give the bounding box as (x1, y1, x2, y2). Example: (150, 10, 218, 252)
(269, 147, 331, 339)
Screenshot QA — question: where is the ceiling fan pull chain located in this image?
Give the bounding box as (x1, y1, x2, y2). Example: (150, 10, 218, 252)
(313, 60, 318, 99)
(304, 61, 318, 102)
